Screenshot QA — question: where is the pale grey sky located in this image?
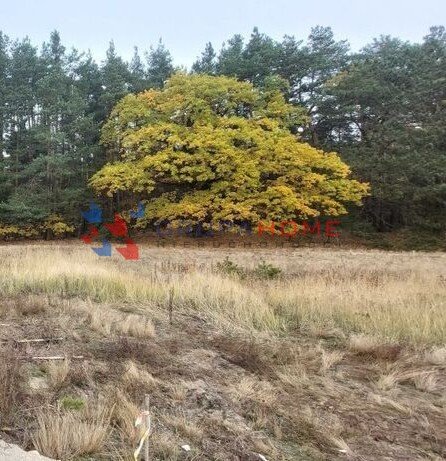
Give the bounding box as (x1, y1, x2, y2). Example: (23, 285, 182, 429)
(0, 0, 444, 66)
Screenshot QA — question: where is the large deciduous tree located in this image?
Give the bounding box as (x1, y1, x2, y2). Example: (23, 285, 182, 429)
(90, 74, 367, 228)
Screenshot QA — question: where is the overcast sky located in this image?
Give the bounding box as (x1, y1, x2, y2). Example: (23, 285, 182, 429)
(0, 0, 444, 67)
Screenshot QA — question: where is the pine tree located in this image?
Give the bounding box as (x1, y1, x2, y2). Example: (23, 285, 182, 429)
(322, 33, 446, 231)
(295, 27, 350, 145)
(241, 27, 278, 85)
(0, 32, 10, 205)
(0, 32, 96, 226)
(146, 39, 173, 88)
(216, 34, 245, 77)
(73, 51, 103, 181)
(130, 46, 147, 92)
(276, 35, 305, 102)
(99, 41, 132, 118)
(75, 51, 102, 121)
(2, 37, 43, 222)
(192, 42, 216, 74)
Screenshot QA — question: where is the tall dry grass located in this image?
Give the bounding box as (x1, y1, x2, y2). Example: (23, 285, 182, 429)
(32, 401, 112, 459)
(264, 270, 446, 343)
(0, 244, 445, 344)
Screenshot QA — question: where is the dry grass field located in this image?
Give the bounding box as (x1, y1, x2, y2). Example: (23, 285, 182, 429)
(0, 243, 445, 460)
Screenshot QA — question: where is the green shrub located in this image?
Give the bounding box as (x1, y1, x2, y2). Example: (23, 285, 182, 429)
(253, 260, 282, 279)
(216, 257, 246, 278)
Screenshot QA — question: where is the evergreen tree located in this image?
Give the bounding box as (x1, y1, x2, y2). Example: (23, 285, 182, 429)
(2, 37, 43, 222)
(291, 26, 349, 145)
(73, 51, 103, 182)
(324, 34, 446, 231)
(0, 32, 10, 203)
(241, 27, 278, 85)
(99, 41, 132, 118)
(146, 39, 173, 88)
(0, 32, 98, 225)
(130, 46, 147, 92)
(192, 42, 216, 74)
(75, 51, 102, 120)
(216, 34, 245, 77)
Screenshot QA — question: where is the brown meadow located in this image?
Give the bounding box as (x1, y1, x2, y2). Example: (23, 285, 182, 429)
(0, 243, 444, 460)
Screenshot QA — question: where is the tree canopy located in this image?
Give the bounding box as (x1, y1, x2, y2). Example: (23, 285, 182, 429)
(90, 74, 368, 228)
(0, 26, 444, 246)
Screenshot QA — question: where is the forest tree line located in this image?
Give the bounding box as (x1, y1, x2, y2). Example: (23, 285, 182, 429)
(0, 26, 444, 243)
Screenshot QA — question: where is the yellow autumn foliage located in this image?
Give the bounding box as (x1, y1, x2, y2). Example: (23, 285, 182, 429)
(91, 73, 368, 227)
(0, 225, 39, 239)
(42, 215, 75, 236)
(0, 215, 74, 240)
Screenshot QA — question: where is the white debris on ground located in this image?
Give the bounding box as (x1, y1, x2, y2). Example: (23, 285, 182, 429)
(0, 440, 56, 461)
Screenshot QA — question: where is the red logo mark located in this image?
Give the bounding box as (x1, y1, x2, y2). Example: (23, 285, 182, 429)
(81, 225, 99, 244)
(104, 214, 128, 238)
(116, 238, 139, 260)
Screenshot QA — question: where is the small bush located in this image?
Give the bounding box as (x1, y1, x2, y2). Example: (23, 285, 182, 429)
(0, 215, 74, 241)
(216, 258, 282, 280)
(216, 257, 246, 278)
(42, 215, 75, 237)
(253, 260, 282, 279)
(0, 224, 39, 240)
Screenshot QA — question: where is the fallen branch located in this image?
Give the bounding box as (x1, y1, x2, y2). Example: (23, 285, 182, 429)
(15, 337, 64, 344)
(22, 355, 85, 361)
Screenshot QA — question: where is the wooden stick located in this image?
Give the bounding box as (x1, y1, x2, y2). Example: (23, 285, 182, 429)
(15, 337, 64, 344)
(23, 355, 84, 361)
(143, 395, 150, 461)
(168, 287, 174, 325)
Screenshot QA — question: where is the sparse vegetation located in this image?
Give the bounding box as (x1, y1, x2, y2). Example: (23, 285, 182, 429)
(0, 243, 444, 460)
(46, 360, 70, 389)
(32, 402, 112, 459)
(59, 395, 86, 411)
(0, 347, 24, 427)
(253, 259, 282, 279)
(216, 256, 246, 278)
(216, 257, 282, 280)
